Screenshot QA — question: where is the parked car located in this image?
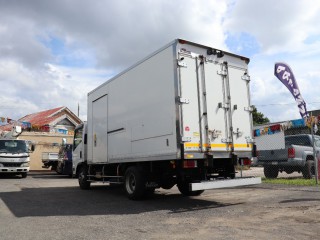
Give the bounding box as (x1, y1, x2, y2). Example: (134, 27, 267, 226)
(256, 134, 317, 179)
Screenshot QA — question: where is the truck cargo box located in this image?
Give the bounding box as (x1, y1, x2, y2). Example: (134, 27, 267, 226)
(87, 39, 254, 164)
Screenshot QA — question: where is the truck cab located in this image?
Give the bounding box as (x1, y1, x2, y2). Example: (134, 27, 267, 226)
(0, 139, 34, 178)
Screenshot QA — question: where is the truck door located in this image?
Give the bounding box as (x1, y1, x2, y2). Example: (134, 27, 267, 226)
(227, 66, 252, 152)
(92, 95, 108, 163)
(72, 125, 84, 171)
(178, 55, 201, 152)
(179, 54, 252, 156)
(204, 61, 252, 154)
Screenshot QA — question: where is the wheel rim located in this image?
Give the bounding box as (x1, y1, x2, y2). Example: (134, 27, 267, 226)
(126, 173, 136, 194)
(79, 169, 85, 182)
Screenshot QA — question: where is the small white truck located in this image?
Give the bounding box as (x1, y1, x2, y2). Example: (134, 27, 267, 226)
(0, 125, 34, 178)
(72, 39, 261, 199)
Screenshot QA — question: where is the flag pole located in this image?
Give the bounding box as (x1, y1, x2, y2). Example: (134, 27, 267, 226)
(310, 113, 319, 184)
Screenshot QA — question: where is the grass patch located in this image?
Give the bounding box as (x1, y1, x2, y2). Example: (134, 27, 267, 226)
(262, 177, 318, 186)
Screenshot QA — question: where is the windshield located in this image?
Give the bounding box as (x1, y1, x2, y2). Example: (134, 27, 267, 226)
(0, 140, 28, 153)
(285, 135, 320, 147)
(73, 127, 83, 150)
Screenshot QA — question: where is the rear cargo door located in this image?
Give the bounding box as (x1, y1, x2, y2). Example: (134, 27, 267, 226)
(227, 65, 252, 152)
(204, 61, 252, 153)
(202, 61, 230, 152)
(178, 54, 201, 152)
(92, 95, 108, 163)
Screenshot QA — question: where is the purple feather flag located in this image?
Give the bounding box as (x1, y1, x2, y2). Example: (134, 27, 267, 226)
(274, 62, 308, 119)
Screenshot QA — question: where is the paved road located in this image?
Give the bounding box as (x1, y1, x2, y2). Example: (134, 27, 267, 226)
(0, 172, 319, 240)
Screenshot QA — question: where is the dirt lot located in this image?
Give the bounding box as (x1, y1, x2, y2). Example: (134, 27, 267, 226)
(0, 172, 319, 240)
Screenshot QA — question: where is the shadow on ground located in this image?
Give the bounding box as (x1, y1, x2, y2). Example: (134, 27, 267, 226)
(0, 183, 243, 218)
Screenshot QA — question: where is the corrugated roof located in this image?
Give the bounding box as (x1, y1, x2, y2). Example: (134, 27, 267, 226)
(19, 106, 66, 126)
(0, 106, 82, 133)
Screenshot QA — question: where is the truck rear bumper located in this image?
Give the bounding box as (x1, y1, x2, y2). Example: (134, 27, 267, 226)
(190, 177, 262, 191)
(257, 159, 304, 167)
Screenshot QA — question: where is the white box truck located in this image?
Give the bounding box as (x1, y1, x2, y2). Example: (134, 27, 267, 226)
(72, 39, 261, 199)
(0, 125, 35, 178)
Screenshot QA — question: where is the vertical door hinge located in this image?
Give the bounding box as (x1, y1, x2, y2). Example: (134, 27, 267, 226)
(179, 97, 190, 104)
(241, 73, 250, 81)
(217, 70, 227, 76)
(244, 106, 254, 112)
(178, 61, 187, 67)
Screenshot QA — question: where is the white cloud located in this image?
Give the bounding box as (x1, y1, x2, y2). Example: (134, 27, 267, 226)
(222, 0, 320, 122)
(0, 0, 319, 124)
(224, 0, 320, 55)
(0, 0, 229, 120)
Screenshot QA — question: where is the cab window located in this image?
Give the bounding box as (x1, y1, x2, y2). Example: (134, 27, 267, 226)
(73, 127, 83, 150)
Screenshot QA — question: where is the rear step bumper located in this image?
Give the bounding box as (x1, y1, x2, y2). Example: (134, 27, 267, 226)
(190, 177, 262, 191)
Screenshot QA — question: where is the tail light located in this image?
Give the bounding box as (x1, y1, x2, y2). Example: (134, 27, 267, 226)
(242, 158, 251, 166)
(288, 147, 295, 158)
(183, 160, 197, 168)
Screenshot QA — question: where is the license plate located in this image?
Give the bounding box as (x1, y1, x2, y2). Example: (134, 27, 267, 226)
(271, 161, 278, 165)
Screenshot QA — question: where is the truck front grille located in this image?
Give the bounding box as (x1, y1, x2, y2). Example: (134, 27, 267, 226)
(1, 163, 22, 167)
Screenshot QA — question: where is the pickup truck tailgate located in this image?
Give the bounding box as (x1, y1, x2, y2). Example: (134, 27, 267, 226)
(258, 149, 288, 162)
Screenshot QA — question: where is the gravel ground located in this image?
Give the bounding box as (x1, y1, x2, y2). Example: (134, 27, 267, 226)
(0, 171, 319, 240)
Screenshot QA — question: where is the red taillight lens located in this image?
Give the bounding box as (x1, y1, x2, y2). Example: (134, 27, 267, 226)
(242, 158, 251, 166)
(288, 148, 295, 158)
(183, 160, 197, 168)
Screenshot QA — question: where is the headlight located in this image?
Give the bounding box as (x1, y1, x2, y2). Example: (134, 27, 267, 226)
(0, 163, 4, 167)
(21, 162, 30, 167)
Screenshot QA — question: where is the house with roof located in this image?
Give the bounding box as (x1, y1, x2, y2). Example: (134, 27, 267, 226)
(0, 107, 82, 170)
(19, 106, 82, 134)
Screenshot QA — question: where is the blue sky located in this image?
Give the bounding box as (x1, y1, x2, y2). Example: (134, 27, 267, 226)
(226, 32, 261, 57)
(39, 35, 97, 68)
(0, 0, 319, 122)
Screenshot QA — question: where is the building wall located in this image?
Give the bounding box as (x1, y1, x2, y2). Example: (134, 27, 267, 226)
(19, 132, 73, 171)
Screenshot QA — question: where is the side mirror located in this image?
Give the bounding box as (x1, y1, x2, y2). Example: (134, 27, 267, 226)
(29, 144, 35, 152)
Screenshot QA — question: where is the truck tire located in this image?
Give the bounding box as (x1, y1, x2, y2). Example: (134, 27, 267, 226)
(302, 160, 314, 179)
(78, 165, 91, 189)
(264, 166, 278, 179)
(160, 177, 175, 190)
(21, 172, 27, 178)
(124, 166, 146, 200)
(177, 181, 204, 196)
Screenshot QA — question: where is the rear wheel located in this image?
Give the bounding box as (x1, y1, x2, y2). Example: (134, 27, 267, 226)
(78, 165, 91, 189)
(124, 166, 146, 200)
(177, 181, 204, 196)
(160, 177, 175, 190)
(302, 160, 314, 179)
(264, 166, 279, 178)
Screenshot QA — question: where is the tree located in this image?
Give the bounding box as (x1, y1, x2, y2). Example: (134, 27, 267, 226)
(252, 106, 270, 125)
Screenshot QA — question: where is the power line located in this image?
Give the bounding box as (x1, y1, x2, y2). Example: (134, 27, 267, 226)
(254, 102, 320, 107)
